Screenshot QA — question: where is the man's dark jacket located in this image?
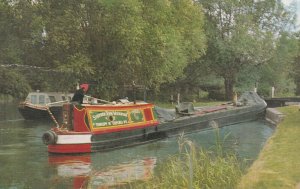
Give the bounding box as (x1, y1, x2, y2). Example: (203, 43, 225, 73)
(71, 88, 85, 104)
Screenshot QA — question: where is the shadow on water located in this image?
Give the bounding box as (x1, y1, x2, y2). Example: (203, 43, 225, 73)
(0, 101, 275, 188)
(0, 100, 23, 122)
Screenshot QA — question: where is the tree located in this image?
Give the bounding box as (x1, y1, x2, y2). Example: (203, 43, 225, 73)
(293, 32, 300, 95)
(38, 0, 207, 98)
(0, 68, 30, 98)
(136, 0, 206, 88)
(198, 0, 295, 99)
(0, 0, 34, 95)
(39, 0, 94, 90)
(0, 0, 22, 66)
(261, 32, 298, 96)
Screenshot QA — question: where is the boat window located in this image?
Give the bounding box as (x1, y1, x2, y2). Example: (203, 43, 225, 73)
(49, 96, 56, 103)
(62, 96, 66, 101)
(30, 95, 37, 104)
(39, 95, 45, 104)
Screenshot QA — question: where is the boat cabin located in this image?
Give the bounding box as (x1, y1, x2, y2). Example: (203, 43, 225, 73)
(24, 91, 73, 105)
(60, 102, 159, 134)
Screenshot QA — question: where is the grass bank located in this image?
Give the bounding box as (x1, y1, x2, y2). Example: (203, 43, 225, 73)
(238, 105, 300, 189)
(126, 133, 244, 189)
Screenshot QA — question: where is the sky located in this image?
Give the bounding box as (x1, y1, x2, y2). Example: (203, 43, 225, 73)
(281, 0, 300, 28)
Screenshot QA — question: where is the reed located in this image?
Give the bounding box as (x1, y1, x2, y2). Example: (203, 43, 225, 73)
(125, 129, 243, 189)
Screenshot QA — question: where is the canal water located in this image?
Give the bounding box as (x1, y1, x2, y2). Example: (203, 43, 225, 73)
(0, 101, 275, 189)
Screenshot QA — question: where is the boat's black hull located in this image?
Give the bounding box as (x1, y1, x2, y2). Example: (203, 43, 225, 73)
(90, 104, 266, 152)
(18, 105, 63, 122)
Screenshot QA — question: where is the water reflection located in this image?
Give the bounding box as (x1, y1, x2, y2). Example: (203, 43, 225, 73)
(0, 100, 23, 122)
(48, 155, 91, 188)
(49, 155, 156, 188)
(0, 101, 275, 189)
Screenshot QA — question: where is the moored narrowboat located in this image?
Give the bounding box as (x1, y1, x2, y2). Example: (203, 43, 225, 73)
(18, 91, 73, 121)
(42, 91, 267, 154)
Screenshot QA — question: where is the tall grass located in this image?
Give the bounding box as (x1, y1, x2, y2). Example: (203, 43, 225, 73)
(125, 129, 244, 189)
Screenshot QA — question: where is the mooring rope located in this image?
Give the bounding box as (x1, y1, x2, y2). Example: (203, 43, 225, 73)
(46, 106, 60, 128)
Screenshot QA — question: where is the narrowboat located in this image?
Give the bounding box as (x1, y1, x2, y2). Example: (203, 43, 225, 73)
(18, 91, 73, 121)
(42, 91, 267, 154)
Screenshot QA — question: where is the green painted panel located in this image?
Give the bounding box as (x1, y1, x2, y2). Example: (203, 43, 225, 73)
(130, 109, 144, 123)
(90, 111, 129, 127)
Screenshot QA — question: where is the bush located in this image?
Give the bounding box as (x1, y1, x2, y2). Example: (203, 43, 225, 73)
(0, 68, 31, 98)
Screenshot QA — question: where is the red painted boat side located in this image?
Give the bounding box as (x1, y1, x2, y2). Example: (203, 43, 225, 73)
(48, 143, 91, 153)
(143, 108, 154, 121)
(73, 106, 90, 132)
(72, 103, 158, 133)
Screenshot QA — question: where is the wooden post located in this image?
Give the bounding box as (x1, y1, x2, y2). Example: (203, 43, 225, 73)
(170, 95, 174, 105)
(271, 86, 275, 98)
(132, 81, 136, 104)
(177, 93, 180, 105)
(233, 92, 237, 106)
(143, 89, 147, 102)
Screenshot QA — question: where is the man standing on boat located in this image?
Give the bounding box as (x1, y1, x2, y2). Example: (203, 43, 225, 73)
(71, 83, 89, 104)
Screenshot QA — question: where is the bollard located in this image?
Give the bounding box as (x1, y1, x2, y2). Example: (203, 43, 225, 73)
(233, 92, 238, 106)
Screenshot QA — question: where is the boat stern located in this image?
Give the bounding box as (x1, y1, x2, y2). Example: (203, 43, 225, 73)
(42, 129, 92, 154)
(42, 102, 159, 154)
